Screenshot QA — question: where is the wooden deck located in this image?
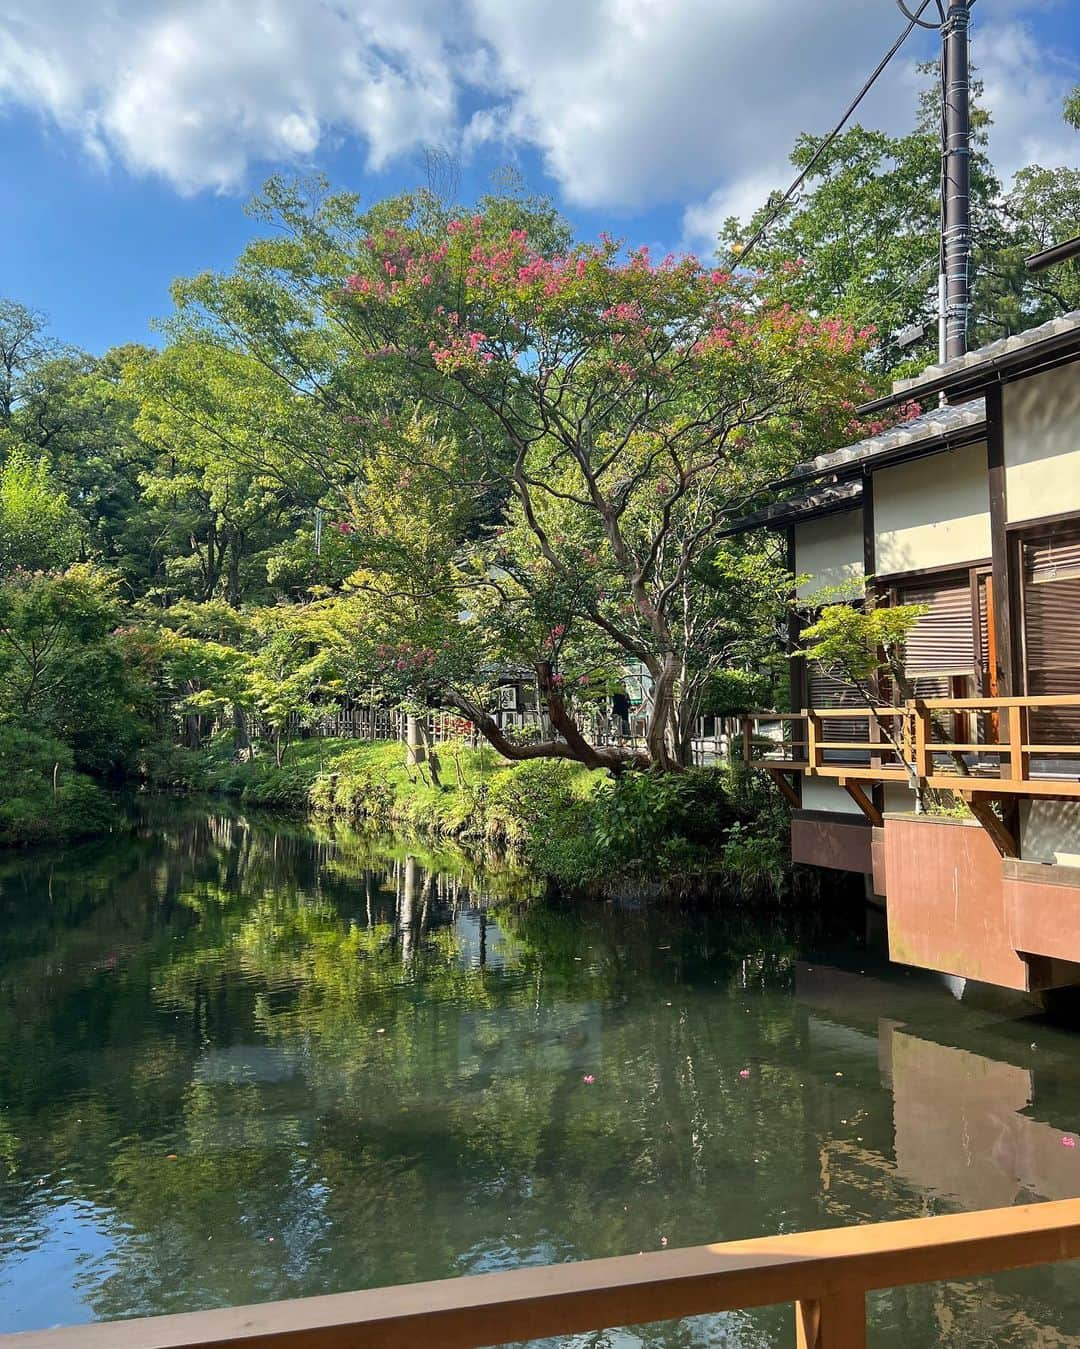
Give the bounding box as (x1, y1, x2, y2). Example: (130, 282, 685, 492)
(5, 1200, 1080, 1349)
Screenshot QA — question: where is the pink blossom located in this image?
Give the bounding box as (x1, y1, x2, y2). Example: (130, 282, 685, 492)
(1064, 1136, 1077, 1148)
(582, 1075, 595, 1085)
(738, 1069, 751, 1079)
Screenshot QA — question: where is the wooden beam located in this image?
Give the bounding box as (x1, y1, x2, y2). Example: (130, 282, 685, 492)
(765, 767, 802, 808)
(6, 1202, 1080, 1349)
(840, 779, 884, 827)
(986, 385, 1016, 697)
(963, 792, 1019, 858)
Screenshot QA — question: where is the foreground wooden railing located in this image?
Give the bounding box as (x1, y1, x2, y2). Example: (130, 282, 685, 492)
(5, 1201, 1080, 1349)
(744, 695, 1080, 800)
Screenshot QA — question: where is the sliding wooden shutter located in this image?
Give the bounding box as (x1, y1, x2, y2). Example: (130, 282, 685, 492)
(1022, 530, 1080, 744)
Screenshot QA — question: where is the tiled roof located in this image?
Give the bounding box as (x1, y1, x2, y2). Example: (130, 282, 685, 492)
(789, 397, 986, 480)
(890, 310, 1080, 397)
(718, 479, 863, 535)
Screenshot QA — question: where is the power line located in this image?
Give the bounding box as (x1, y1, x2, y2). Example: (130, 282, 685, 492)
(731, 0, 938, 267)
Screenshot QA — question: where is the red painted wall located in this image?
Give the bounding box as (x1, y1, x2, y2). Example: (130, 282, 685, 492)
(883, 816, 1031, 990)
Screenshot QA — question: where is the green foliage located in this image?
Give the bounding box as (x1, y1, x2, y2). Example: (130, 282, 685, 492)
(703, 668, 772, 717)
(0, 449, 83, 575)
(724, 67, 1080, 371)
(719, 821, 789, 899)
(0, 724, 116, 846)
(1065, 86, 1080, 131)
(800, 601, 928, 688)
(0, 565, 157, 774)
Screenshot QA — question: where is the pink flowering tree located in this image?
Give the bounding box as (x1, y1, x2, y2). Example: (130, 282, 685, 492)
(175, 185, 882, 772)
(320, 204, 880, 771)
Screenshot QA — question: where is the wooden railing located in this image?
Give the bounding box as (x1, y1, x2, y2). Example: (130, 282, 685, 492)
(6, 1200, 1080, 1349)
(743, 695, 1080, 799)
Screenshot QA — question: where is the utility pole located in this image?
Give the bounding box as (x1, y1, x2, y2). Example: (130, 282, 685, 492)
(940, 0, 972, 360)
(900, 1, 972, 360)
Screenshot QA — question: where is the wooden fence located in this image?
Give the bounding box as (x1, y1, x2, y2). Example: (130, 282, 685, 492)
(6, 1199, 1080, 1348)
(270, 709, 743, 764)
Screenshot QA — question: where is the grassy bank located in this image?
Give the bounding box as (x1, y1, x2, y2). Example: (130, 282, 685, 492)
(158, 736, 790, 898)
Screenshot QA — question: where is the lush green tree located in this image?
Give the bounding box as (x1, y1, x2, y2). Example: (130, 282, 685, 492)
(127, 343, 327, 606)
(0, 299, 63, 426)
(0, 449, 83, 574)
(723, 71, 1080, 373)
(0, 565, 153, 774)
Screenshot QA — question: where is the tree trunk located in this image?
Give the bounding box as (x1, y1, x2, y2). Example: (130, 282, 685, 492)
(646, 657, 683, 771)
(232, 705, 251, 760)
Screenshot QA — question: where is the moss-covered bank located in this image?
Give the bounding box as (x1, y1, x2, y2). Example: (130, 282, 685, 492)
(156, 737, 790, 899)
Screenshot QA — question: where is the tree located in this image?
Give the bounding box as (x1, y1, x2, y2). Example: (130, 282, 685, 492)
(166, 186, 877, 770)
(0, 299, 62, 425)
(1065, 86, 1080, 131)
(0, 450, 83, 575)
(722, 71, 999, 374)
(0, 565, 152, 774)
(127, 343, 326, 607)
(323, 208, 873, 770)
(722, 70, 1080, 373)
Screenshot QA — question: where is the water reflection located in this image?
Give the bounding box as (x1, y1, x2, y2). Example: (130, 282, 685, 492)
(0, 805, 1079, 1345)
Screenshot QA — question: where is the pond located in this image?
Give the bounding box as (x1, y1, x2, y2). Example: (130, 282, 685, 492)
(2, 804, 1080, 1346)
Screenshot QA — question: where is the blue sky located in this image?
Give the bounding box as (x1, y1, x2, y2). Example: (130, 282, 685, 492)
(1, 0, 1077, 356)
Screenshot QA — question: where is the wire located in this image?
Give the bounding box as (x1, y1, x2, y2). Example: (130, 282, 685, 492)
(731, 0, 939, 267)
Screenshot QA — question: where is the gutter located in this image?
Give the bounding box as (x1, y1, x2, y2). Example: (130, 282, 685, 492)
(1025, 236, 1080, 273)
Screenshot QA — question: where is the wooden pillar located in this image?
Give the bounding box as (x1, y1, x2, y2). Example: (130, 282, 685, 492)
(986, 384, 1022, 846)
(787, 524, 807, 767)
(986, 385, 1016, 697)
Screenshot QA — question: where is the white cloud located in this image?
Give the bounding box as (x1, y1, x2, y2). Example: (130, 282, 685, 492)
(0, 0, 459, 193)
(0, 0, 1074, 218)
(975, 19, 1080, 180)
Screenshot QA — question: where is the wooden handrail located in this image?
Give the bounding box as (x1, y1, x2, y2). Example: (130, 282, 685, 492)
(5, 1201, 1080, 1349)
(743, 696, 1080, 800)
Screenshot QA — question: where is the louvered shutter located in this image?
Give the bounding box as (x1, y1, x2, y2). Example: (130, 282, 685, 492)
(1023, 531, 1080, 746)
(897, 577, 976, 679)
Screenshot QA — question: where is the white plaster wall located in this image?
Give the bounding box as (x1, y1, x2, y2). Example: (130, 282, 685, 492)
(795, 511, 863, 601)
(1019, 800, 1080, 867)
(801, 776, 863, 815)
(1004, 362, 1080, 524)
(873, 441, 990, 576)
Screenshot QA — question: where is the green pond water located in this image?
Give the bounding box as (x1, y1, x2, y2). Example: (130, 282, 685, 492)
(2, 804, 1080, 1346)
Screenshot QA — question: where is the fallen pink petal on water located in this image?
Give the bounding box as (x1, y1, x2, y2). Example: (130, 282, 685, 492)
(1063, 1136, 1077, 1149)
(582, 1075, 595, 1084)
(739, 1069, 751, 1079)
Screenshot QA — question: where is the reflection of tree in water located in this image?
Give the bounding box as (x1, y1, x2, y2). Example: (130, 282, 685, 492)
(0, 807, 1079, 1345)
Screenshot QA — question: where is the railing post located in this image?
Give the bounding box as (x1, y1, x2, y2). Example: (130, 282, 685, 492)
(913, 701, 931, 782)
(742, 717, 753, 765)
(795, 1287, 867, 1348)
(1007, 703, 1029, 783)
(807, 710, 820, 770)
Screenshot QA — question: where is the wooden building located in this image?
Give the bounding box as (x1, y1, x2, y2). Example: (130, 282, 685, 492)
(734, 307, 1080, 993)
